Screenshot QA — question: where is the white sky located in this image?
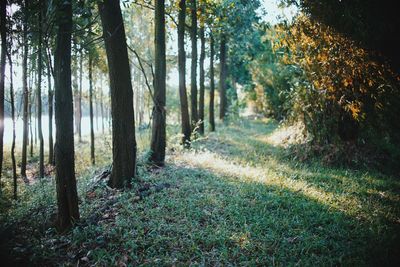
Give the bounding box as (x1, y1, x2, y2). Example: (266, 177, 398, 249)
(261, 0, 298, 24)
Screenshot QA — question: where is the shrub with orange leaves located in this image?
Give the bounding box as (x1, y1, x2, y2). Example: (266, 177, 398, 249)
(252, 14, 400, 167)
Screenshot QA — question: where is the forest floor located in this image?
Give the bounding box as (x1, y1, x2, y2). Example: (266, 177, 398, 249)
(1, 118, 400, 266)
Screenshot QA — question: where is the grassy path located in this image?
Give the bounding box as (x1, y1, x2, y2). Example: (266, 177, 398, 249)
(1, 119, 399, 266)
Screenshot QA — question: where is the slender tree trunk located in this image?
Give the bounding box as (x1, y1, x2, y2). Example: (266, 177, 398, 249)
(0, 0, 6, 184)
(21, 4, 29, 180)
(44, 0, 54, 165)
(29, 90, 33, 157)
(190, 0, 198, 127)
(95, 90, 99, 131)
(178, 0, 191, 146)
(37, 2, 44, 178)
(149, 0, 166, 166)
(89, 52, 95, 165)
(7, 49, 17, 199)
(219, 33, 227, 120)
(99, 0, 136, 188)
(78, 50, 82, 142)
(33, 65, 37, 147)
(199, 25, 205, 134)
(100, 78, 104, 134)
(73, 46, 79, 136)
(54, 0, 79, 231)
(209, 32, 215, 131)
(139, 75, 144, 125)
(46, 50, 54, 165)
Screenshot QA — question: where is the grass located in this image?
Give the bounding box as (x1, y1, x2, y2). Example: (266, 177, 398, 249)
(0, 118, 399, 266)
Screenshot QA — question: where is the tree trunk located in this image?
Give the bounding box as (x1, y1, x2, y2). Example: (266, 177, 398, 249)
(54, 0, 79, 231)
(37, 2, 44, 178)
(99, 0, 136, 188)
(178, 0, 191, 146)
(0, 0, 6, 184)
(78, 50, 82, 142)
(149, 0, 166, 166)
(7, 47, 17, 199)
(21, 3, 29, 180)
(199, 25, 205, 134)
(89, 52, 95, 165)
(95, 90, 99, 131)
(29, 88, 33, 157)
(219, 33, 227, 120)
(190, 0, 198, 128)
(73, 46, 79, 136)
(209, 32, 215, 131)
(28, 60, 35, 158)
(46, 50, 54, 165)
(33, 64, 37, 147)
(100, 78, 104, 134)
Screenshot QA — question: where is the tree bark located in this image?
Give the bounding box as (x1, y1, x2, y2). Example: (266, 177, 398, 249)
(0, 0, 6, 184)
(73, 45, 79, 136)
(89, 52, 95, 165)
(100, 78, 104, 134)
(209, 32, 215, 131)
(77, 50, 82, 142)
(7, 46, 17, 199)
(54, 0, 79, 231)
(37, 1, 44, 178)
(149, 0, 166, 166)
(199, 25, 205, 134)
(21, 2, 29, 180)
(46, 50, 54, 165)
(99, 0, 136, 188)
(95, 90, 99, 131)
(178, 0, 191, 146)
(190, 0, 198, 127)
(219, 33, 227, 120)
(29, 87, 33, 157)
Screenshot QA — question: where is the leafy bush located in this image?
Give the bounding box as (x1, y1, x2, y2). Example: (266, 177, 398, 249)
(251, 15, 400, 168)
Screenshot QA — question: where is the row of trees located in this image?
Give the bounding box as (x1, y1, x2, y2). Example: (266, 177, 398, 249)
(0, 0, 261, 231)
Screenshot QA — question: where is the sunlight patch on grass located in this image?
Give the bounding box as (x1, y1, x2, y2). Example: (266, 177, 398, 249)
(259, 122, 306, 147)
(172, 150, 350, 214)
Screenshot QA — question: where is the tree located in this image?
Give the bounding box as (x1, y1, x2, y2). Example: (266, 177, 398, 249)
(198, 24, 205, 134)
(37, 0, 44, 178)
(21, 0, 29, 180)
(54, 0, 80, 231)
(219, 33, 227, 120)
(209, 32, 215, 131)
(7, 34, 17, 199)
(43, 0, 55, 165)
(99, 0, 136, 188)
(77, 51, 82, 142)
(149, 0, 166, 166)
(190, 0, 198, 127)
(0, 0, 6, 185)
(178, 0, 191, 146)
(88, 49, 95, 165)
(46, 48, 54, 165)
